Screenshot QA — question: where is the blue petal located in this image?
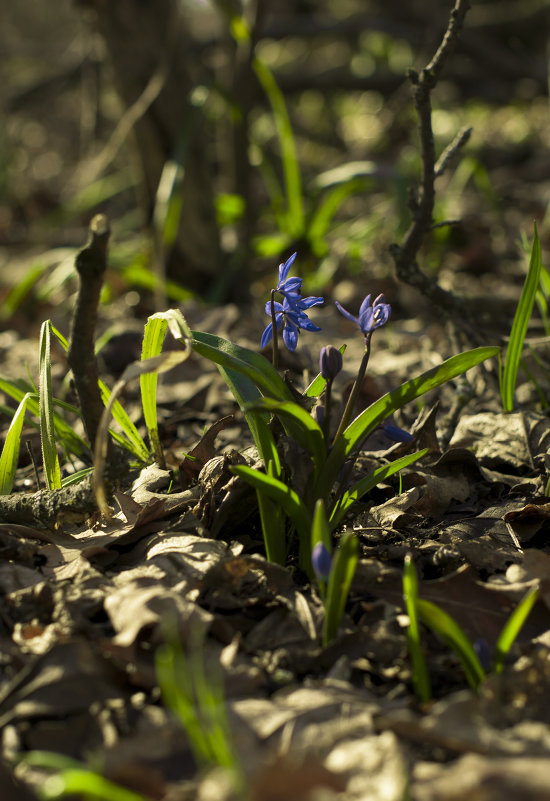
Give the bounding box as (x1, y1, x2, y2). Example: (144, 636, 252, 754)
(260, 323, 273, 349)
(282, 319, 299, 351)
(264, 300, 284, 315)
(358, 294, 373, 318)
(297, 295, 324, 310)
(335, 301, 359, 325)
(278, 252, 297, 285)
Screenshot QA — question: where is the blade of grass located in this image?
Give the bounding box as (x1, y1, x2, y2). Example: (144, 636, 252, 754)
(39, 321, 62, 490)
(492, 585, 539, 673)
(416, 598, 486, 690)
(253, 57, 305, 238)
(323, 532, 359, 645)
(403, 554, 431, 703)
(501, 223, 543, 411)
(0, 392, 33, 494)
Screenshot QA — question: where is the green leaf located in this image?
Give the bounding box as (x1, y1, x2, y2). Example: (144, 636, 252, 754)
(253, 57, 305, 238)
(492, 585, 539, 673)
(0, 392, 33, 494)
(39, 321, 62, 490)
(230, 464, 311, 542)
(501, 224, 543, 411)
(256, 461, 286, 565)
(217, 365, 280, 475)
(0, 377, 88, 457)
(331, 449, 428, 529)
(416, 598, 486, 690)
(140, 309, 193, 465)
(191, 330, 293, 402)
(403, 554, 431, 703)
(98, 378, 149, 462)
(317, 347, 499, 501)
(245, 397, 326, 469)
(323, 532, 359, 645)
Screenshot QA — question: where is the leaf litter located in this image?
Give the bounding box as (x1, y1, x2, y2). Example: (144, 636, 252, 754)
(1, 309, 550, 800)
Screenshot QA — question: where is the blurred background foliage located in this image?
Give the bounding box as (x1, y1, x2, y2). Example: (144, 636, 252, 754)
(0, 0, 548, 326)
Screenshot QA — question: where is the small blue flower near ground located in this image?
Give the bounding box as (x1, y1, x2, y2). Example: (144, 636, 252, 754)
(312, 541, 332, 580)
(262, 254, 324, 352)
(335, 293, 391, 337)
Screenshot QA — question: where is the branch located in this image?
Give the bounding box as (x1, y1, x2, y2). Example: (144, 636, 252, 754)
(67, 214, 110, 450)
(390, 0, 472, 316)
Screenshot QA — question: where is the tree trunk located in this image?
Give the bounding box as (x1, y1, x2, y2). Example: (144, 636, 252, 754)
(79, 0, 221, 295)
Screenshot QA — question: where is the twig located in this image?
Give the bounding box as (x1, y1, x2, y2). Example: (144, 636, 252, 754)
(67, 214, 110, 450)
(390, 0, 472, 317)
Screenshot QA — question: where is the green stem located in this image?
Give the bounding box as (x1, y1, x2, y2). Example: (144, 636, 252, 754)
(332, 333, 372, 445)
(270, 289, 279, 370)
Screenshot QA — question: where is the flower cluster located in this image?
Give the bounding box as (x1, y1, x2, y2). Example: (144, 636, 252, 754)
(261, 253, 324, 353)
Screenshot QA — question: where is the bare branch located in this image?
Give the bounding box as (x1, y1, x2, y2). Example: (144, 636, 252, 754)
(390, 0, 472, 316)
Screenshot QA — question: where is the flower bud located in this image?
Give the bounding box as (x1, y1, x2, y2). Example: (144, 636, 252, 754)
(382, 423, 414, 443)
(319, 346, 343, 381)
(312, 542, 332, 580)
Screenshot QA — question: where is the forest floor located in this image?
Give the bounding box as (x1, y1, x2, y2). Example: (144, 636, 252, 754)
(1, 284, 550, 801)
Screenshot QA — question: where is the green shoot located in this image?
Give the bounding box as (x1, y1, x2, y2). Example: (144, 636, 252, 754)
(403, 554, 431, 703)
(0, 392, 33, 494)
(323, 532, 359, 645)
(155, 629, 240, 779)
(39, 321, 62, 490)
(492, 585, 539, 673)
(500, 223, 543, 411)
(17, 751, 146, 801)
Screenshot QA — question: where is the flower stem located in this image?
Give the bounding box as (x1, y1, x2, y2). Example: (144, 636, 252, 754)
(332, 333, 372, 446)
(270, 289, 279, 370)
(322, 378, 333, 442)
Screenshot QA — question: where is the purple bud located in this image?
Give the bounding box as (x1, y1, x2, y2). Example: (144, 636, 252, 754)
(382, 423, 414, 443)
(312, 542, 332, 580)
(319, 346, 343, 381)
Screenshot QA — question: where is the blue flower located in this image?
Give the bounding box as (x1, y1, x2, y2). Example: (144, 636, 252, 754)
(261, 293, 324, 352)
(312, 542, 332, 580)
(335, 293, 391, 337)
(277, 252, 302, 297)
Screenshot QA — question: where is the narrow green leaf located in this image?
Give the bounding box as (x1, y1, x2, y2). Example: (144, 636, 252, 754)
(245, 397, 326, 468)
(98, 378, 149, 462)
(330, 449, 428, 529)
(253, 57, 305, 237)
(323, 533, 359, 645)
(311, 497, 332, 554)
(39, 321, 62, 490)
(501, 224, 543, 411)
(191, 330, 293, 402)
(416, 598, 486, 690)
(492, 585, 539, 673)
(0, 392, 32, 494)
(216, 363, 280, 475)
(317, 347, 499, 501)
(230, 464, 311, 542)
(403, 554, 431, 703)
(257, 469, 286, 564)
(140, 315, 168, 465)
(0, 377, 87, 457)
